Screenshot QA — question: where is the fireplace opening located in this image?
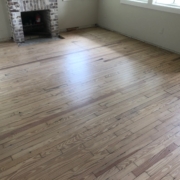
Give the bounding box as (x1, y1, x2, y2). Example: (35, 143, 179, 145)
(21, 10, 51, 39)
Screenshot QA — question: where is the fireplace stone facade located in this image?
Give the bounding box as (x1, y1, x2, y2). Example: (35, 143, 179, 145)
(6, 0, 59, 42)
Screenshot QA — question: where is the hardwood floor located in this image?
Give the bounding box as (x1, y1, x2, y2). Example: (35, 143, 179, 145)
(0, 27, 180, 180)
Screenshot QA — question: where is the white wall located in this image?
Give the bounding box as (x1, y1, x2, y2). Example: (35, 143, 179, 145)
(0, 0, 98, 41)
(0, 0, 11, 41)
(58, 0, 98, 31)
(98, 0, 180, 54)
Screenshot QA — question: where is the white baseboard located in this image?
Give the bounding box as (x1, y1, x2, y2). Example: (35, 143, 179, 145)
(59, 24, 95, 33)
(0, 37, 11, 42)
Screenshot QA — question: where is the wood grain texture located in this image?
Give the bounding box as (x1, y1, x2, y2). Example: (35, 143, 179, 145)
(1, 28, 180, 180)
(132, 143, 178, 177)
(161, 175, 174, 180)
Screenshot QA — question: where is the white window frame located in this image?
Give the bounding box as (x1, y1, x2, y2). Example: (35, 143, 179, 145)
(121, 0, 180, 14)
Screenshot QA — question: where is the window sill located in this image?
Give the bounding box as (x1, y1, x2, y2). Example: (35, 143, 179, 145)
(121, 0, 148, 8)
(121, 0, 180, 15)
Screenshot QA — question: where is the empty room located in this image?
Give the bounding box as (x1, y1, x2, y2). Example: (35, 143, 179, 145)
(0, 0, 180, 179)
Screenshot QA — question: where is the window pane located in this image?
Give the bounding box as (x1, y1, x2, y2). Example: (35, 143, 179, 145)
(174, 0, 180, 5)
(155, 0, 180, 6)
(155, 0, 174, 4)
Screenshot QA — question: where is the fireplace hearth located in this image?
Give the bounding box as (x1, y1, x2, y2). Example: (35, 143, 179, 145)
(6, 0, 59, 43)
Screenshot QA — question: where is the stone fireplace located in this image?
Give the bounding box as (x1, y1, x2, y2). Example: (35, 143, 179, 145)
(6, 0, 59, 43)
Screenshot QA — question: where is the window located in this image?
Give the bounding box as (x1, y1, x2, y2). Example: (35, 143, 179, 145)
(134, 0, 148, 3)
(154, 0, 180, 7)
(121, 0, 180, 14)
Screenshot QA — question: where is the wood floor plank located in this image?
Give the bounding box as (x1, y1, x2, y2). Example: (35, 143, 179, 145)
(134, 172, 150, 180)
(121, 173, 136, 180)
(146, 147, 180, 177)
(107, 164, 137, 180)
(169, 164, 180, 180)
(134, 127, 180, 167)
(1, 27, 180, 180)
(145, 154, 180, 180)
(161, 175, 174, 180)
(132, 143, 178, 177)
